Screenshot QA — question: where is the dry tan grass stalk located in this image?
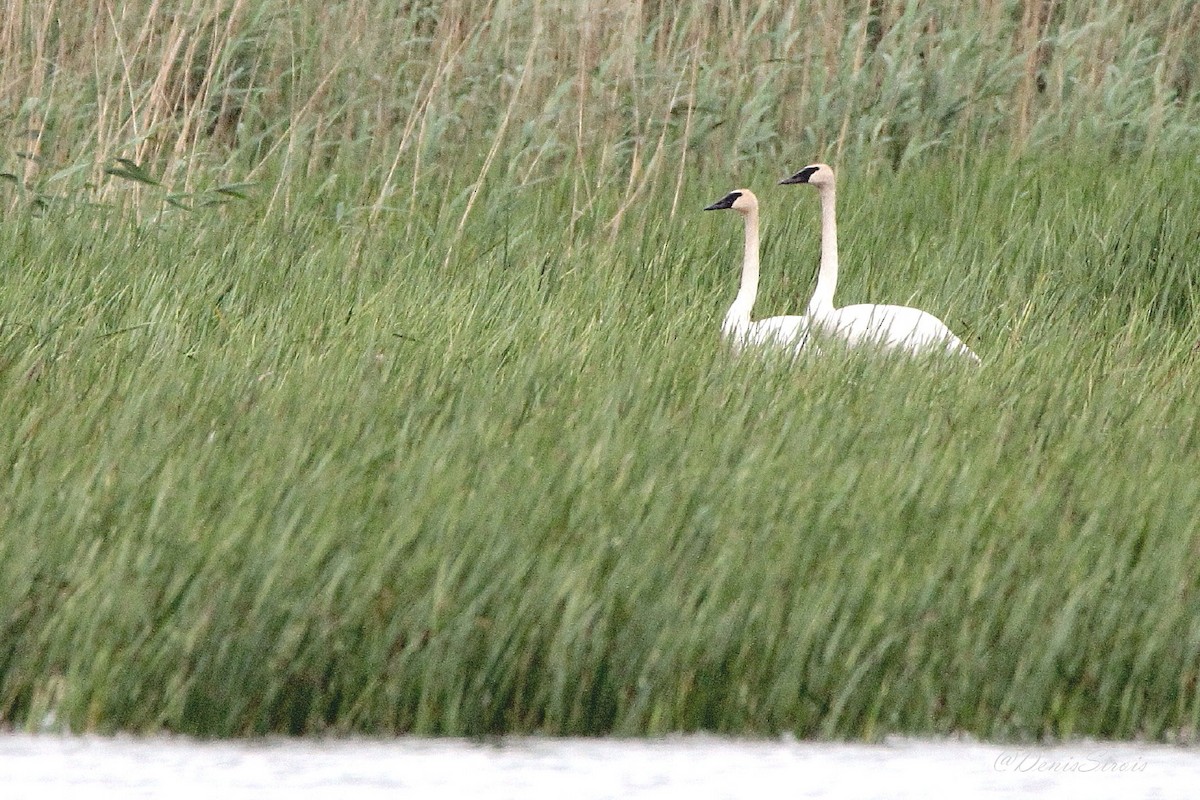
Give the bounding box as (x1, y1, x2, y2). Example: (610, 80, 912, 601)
(2, 0, 1199, 213)
(442, 13, 543, 271)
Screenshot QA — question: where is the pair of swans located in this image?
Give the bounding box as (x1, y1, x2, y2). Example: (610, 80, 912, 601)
(705, 164, 979, 362)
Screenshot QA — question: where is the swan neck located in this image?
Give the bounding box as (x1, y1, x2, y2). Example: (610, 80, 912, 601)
(808, 183, 838, 316)
(724, 207, 760, 333)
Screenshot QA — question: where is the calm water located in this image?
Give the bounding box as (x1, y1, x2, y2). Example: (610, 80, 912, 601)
(4, 733, 1198, 799)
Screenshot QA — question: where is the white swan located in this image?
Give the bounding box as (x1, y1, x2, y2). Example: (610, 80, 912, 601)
(704, 189, 811, 353)
(779, 164, 980, 362)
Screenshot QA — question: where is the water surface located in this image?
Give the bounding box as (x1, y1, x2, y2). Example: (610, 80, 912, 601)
(4, 733, 1197, 799)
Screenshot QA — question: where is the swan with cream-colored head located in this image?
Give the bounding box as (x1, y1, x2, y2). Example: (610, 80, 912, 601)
(704, 188, 811, 353)
(779, 163, 980, 362)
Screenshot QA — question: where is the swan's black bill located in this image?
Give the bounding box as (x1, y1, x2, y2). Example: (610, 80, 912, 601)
(779, 166, 820, 185)
(704, 191, 742, 211)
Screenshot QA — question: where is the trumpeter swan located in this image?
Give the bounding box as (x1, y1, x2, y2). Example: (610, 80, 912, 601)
(779, 164, 980, 362)
(704, 189, 811, 353)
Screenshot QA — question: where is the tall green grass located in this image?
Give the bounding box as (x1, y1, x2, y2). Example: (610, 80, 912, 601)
(1, 1, 1200, 739)
(1, 149, 1198, 738)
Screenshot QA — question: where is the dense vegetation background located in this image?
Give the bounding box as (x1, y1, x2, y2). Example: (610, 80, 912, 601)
(1, 0, 1199, 738)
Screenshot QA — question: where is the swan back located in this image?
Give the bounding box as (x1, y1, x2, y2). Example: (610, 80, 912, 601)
(817, 303, 977, 360)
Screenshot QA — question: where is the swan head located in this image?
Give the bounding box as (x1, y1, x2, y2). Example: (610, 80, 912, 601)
(703, 188, 757, 214)
(779, 163, 834, 187)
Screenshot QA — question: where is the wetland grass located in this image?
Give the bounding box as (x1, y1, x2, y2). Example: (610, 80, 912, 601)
(1, 153, 1197, 737)
(0, 0, 1199, 738)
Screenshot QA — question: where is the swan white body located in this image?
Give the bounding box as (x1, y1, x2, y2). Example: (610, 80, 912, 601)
(779, 164, 980, 362)
(704, 189, 812, 354)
